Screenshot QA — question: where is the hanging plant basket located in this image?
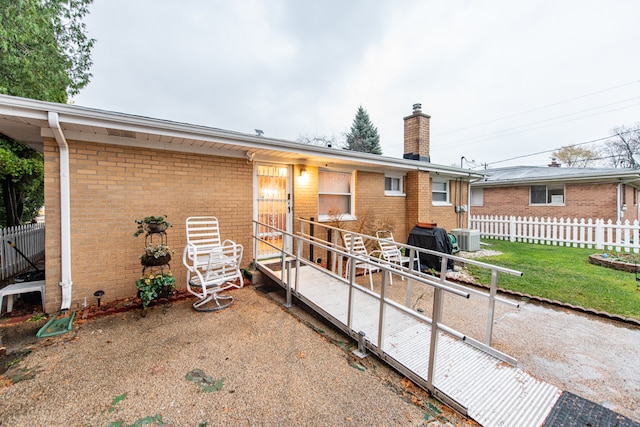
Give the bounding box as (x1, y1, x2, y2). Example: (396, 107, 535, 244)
(146, 222, 168, 234)
(140, 254, 171, 267)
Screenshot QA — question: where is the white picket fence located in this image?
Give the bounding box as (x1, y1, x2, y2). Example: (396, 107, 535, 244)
(470, 215, 640, 253)
(0, 223, 45, 280)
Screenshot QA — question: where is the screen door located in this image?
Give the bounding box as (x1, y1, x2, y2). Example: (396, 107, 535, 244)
(255, 164, 291, 259)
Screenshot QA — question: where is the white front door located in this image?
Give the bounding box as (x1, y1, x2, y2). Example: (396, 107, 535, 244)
(255, 164, 291, 259)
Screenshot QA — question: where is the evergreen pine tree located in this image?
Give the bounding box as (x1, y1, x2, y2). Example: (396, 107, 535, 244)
(345, 106, 382, 154)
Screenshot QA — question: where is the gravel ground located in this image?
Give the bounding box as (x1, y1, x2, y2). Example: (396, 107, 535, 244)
(1, 258, 639, 426)
(0, 285, 472, 427)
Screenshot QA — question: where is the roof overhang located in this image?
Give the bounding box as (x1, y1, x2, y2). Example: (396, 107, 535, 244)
(473, 171, 640, 188)
(0, 94, 481, 180)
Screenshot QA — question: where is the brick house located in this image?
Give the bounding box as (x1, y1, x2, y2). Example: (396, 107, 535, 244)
(0, 95, 480, 313)
(470, 165, 640, 222)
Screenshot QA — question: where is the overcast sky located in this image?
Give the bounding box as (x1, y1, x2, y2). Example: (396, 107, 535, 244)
(72, 0, 640, 169)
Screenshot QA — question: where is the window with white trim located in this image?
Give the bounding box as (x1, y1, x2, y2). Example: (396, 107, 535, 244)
(470, 188, 483, 206)
(384, 174, 404, 196)
(432, 179, 450, 205)
(318, 170, 355, 221)
(530, 184, 565, 205)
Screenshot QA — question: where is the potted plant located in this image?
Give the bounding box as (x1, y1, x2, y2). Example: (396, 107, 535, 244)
(133, 215, 172, 237)
(140, 243, 175, 267)
(135, 271, 176, 308)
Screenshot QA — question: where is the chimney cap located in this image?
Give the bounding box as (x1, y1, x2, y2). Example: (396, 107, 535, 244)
(412, 103, 422, 112)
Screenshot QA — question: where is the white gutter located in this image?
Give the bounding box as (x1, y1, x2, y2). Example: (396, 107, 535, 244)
(617, 182, 622, 222)
(47, 112, 73, 311)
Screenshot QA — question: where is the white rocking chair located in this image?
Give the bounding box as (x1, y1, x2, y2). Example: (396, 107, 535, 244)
(184, 216, 226, 270)
(183, 240, 243, 311)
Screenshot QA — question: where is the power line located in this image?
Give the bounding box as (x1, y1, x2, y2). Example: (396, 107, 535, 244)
(435, 80, 640, 137)
(486, 128, 640, 166)
(436, 99, 640, 149)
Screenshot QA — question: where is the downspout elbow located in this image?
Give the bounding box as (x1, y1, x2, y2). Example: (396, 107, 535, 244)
(48, 111, 73, 311)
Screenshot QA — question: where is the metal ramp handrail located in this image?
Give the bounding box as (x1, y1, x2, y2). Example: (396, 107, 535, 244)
(252, 219, 562, 426)
(253, 218, 522, 350)
(296, 218, 522, 346)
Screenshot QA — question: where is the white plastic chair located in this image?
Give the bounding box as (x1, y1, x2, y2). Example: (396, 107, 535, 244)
(183, 240, 243, 311)
(183, 216, 225, 271)
(376, 230, 416, 284)
(342, 233, 380, 290)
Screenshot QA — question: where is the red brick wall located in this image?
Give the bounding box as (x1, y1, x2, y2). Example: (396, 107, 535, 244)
(472, 182, 638, 221)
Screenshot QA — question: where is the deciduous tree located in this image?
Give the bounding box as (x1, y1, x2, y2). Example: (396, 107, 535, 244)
(551, 145, 599, 167)
(602, 125, 640, 168)
(0, 0, 94, 226)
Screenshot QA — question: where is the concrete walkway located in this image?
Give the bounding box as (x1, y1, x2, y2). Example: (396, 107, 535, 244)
(490, 297, 640, 424)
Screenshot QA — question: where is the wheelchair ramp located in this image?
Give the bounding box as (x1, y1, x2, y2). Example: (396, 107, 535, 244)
(258, 262, 561, 427)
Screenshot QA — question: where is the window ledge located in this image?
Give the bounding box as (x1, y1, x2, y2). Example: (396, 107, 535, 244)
(318, 214, 357, 222)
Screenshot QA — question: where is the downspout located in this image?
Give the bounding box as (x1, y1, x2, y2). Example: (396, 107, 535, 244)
(615, 179, 640, 222)
(616, 183, 622, 222)
(47, 112, 73, 311)
(467, 176, 483, 229)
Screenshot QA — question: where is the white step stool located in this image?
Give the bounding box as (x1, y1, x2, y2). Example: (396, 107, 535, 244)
(0, 280, 46, 314)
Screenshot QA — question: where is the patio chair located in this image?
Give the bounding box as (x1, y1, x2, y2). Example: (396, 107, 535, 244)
(183, 240, 244, 311)
(376, 230, 420, 284)
(183, 216, 224, 270)
(342, 233, 380, 290)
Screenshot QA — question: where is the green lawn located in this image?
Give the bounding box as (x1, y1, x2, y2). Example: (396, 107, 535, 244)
(466, 239, 640, 321)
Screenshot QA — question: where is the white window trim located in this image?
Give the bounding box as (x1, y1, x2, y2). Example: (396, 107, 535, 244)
(432, 178, 451, 206)
(384, 173, 405, 197)
(470, 187, 483, 206)
(318, 169, 356, 222)
(529, 184, 566, 206)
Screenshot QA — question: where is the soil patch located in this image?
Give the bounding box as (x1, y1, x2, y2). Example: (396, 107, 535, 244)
(588, 253, 640, 273)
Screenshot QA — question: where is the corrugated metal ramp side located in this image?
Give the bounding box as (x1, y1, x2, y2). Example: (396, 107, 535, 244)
(434, 339, 561, 427)
(384, 321, 562, 427)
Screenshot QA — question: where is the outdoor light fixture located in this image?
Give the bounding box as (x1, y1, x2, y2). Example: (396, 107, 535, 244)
(94, 290, 104, 307)
(299, 168, 309, 183)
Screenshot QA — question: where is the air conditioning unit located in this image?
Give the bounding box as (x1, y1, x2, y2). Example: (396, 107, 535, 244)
(450, 228, 480, 252)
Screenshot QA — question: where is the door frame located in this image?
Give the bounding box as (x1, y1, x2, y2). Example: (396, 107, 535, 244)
(253, 162, 292, 260)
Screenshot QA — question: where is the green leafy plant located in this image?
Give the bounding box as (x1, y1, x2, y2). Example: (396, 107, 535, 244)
(186, 368, 224, 392)
(135, 272, 176, 308)
(108, 393, 127, 412)
(139, 243, 175, 267)
(27, 312, 45, 322)
(5, 357, 21, 368)
(133, 215, 171, 237)
(140, 243, 174, 259)
(108, 414, 166, 427)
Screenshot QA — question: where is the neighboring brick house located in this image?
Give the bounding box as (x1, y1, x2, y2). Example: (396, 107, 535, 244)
(470, 165, 640, 222)
(0, 95, 479, 313)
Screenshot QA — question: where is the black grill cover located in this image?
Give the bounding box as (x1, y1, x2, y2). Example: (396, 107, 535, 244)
(407, 226, 454, 271)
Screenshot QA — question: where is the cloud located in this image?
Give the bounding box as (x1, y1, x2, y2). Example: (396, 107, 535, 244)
(74, 0, 640, 168)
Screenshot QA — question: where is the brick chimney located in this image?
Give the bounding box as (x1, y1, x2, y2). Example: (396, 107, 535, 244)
(403, 103, 431, 162)
(548, 158, 561, 167)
